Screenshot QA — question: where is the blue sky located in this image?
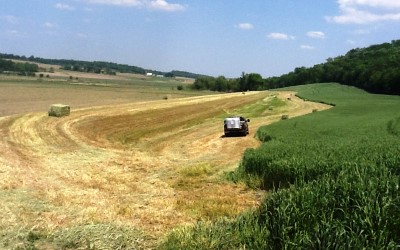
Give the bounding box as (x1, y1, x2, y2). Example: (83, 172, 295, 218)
(1, 0, 400, 77)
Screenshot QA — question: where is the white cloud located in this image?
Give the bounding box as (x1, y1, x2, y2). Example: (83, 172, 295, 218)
(84, 0, 143, 7)
(6, 30, 27, 38)
(346, 39, 357, 45)
(7, 30, 19, 35)
(43, 22, 58, 28)
(300, 45, 314, 50)
(267, 33, 295, 40)
(327, 0, 400, 24)
(148, 0, 185, 11)
(236, 23, 254, 30)
(1, 15, 19, 24)
(307, 31, 325, 39)
(77, 33, 89, 38)
(352, 28, 371, 35)
(55, 3, 75, 10)
(338, 0, 400, 9)
(83, 0, 185, 11)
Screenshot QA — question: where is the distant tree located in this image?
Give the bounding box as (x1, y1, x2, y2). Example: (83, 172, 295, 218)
(215, 76, 228, 92)
(0, 59, 14, 72)
(238, 72, 264, 91)
(192, 76, 216, 90)
(0, 58, 38, 75)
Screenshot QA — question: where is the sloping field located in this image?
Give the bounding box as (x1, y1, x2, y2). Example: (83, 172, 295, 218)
(0, 89, 330, 248)
(0, 76, 195, 117)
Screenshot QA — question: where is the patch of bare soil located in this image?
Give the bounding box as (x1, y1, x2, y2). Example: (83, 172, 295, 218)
(0, 90, 330, 246)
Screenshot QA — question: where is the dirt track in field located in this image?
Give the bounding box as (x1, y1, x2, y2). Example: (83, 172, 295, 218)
(0, 90, 330, 243)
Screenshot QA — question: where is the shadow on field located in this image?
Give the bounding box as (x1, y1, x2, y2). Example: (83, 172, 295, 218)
(220, 134, 248, 138)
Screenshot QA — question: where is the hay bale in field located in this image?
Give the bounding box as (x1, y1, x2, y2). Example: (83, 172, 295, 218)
(48, 104, 70, 117)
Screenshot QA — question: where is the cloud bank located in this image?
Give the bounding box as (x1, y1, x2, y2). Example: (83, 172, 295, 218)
(267, 33, 295, 40)
(83, 0, 185, 11)
(327, 0, 400, 24)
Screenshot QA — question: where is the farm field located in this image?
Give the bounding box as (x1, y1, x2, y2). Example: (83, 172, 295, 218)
(162, 83, 400, 249)
(0, 73, 196, 117)
(0, 74, 330, 248)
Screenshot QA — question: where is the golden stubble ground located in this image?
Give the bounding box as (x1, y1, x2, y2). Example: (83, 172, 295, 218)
(0, 89, 330, 245)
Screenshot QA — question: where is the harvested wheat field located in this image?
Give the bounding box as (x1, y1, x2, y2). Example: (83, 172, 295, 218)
(0, 85, 330, 248)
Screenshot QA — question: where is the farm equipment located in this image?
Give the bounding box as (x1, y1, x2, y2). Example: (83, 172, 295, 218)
(224, 116, 250, 136)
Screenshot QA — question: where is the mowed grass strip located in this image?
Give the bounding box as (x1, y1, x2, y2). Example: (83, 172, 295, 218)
(74, 93, 268, 147)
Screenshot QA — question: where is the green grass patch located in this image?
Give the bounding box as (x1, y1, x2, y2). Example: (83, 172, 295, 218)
(180, 163, 214, 177)
(236, 95, 287, 118)
(161, 212, 268, 250)
(51, 224, 152, 250)
(219, 92, 287, 119)
(173, 163, 215, 191)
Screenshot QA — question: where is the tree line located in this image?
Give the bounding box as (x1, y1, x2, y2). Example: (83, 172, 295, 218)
(0, 53, 206, 79)
(192, 73, 264, 92)
(0, 53, 148, 75)
(0, 58, 38, 76)
(265, 39, 400, 95)
(193, 39, 400, 95)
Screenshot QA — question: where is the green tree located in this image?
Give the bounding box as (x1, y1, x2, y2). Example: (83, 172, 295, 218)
(215, 76, 228, 92)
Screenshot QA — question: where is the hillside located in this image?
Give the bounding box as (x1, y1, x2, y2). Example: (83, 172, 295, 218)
(264, 40, 400, 95)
